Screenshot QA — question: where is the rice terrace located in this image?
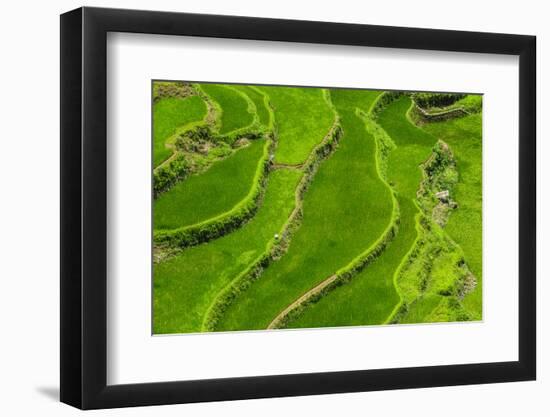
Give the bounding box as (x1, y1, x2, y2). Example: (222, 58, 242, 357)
(152, 80, 482, 335)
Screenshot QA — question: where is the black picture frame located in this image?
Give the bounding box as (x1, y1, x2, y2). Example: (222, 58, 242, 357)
(60, 6, 536, 410)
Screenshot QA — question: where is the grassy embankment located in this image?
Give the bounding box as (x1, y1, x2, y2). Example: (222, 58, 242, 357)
(419, 112, 482, 319)
(153, 95, 207, 167)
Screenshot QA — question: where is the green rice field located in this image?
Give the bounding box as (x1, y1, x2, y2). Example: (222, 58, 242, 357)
(152, 81, 482, 334)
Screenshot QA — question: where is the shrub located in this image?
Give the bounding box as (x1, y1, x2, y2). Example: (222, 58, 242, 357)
(153, 81, 196, 102)
(413, 92, 465, 109)
(153, 155, 190, 197)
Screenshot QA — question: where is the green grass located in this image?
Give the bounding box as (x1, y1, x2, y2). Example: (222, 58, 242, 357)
(290, 96, 435, 328)
(199, 84, 254, 134)
(154, 139, 266, 230)
(400, 294, 443, 323)
(215, 89, 394, 331)
(258, 86, 334, 165)
(420, 114, 482, 319)
(232, 85, 271, 127)
(153, 168, 302, 334)
(153, 96, 207, 167)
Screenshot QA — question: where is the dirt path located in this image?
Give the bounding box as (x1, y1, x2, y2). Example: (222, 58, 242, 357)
(154, 144, 178, 172)
(271, 162, 304, 170)
(267, 273, 339, 329)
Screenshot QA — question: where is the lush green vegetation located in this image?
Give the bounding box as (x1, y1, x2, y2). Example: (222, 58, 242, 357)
(420, 114, 482, 318)
(154, 139, 266, 230)
(257, 86, 334, 165)
(153, 96, 207, 167)
(289, 96, 433, 328)
(153, 168, 302, 333)
(215, 89, 394, 331)
(200, 84, 255, 134)
(152, 81, 482, 334)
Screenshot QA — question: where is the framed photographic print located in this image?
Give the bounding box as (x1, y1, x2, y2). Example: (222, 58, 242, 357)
(60, 6, 536, 409)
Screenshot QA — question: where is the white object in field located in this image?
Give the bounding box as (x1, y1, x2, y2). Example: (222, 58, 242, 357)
(435, 190, 450, 202)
